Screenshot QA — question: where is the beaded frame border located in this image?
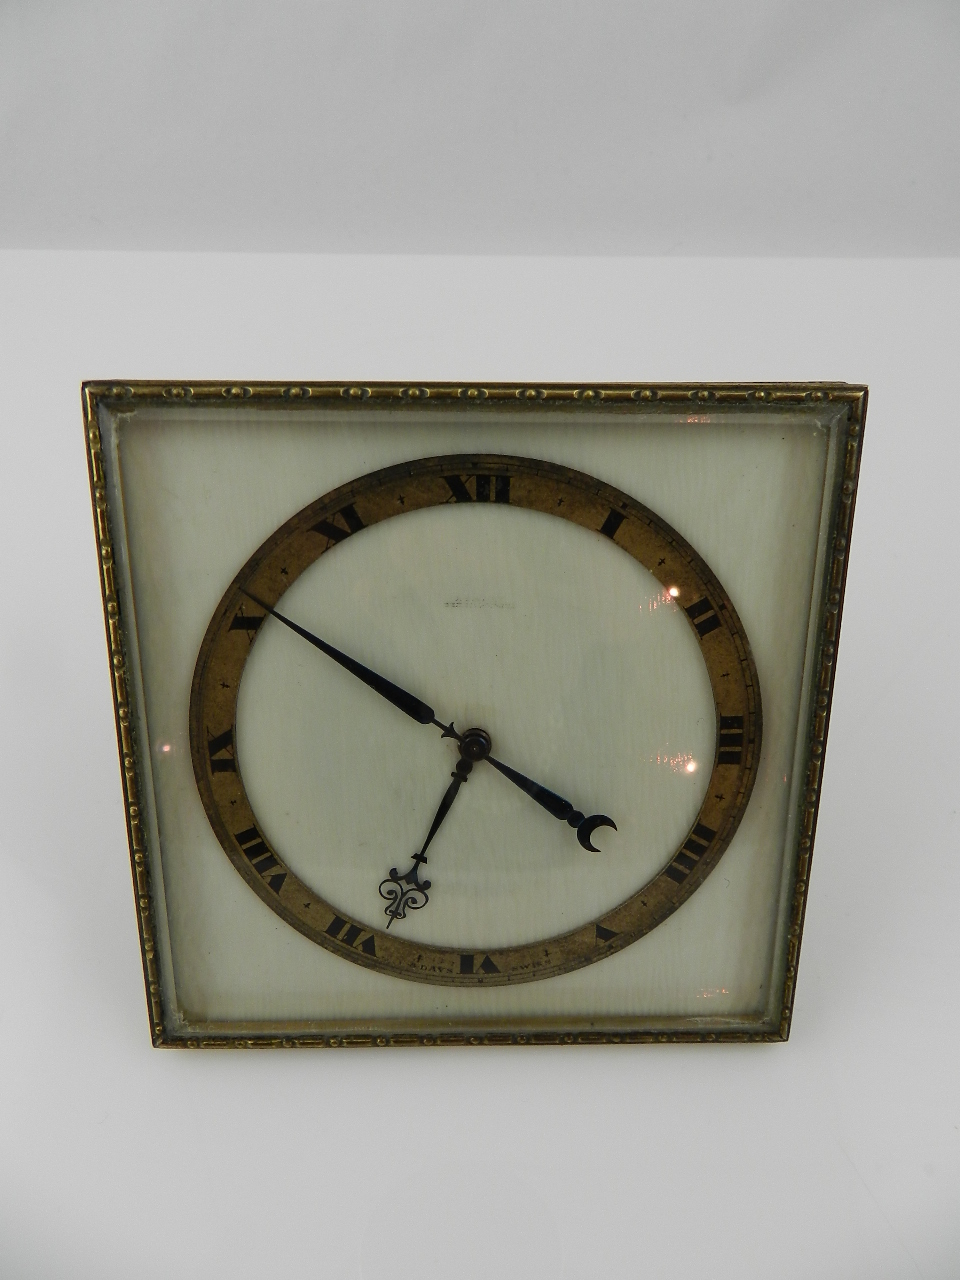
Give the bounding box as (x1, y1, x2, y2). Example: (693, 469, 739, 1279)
(82, 382, 866, 1047)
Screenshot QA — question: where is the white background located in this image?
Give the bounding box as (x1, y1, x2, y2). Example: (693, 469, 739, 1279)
(1, 2, 959, 256)
(0, 252, 958, 1277)
(1, 1, 959, 1272)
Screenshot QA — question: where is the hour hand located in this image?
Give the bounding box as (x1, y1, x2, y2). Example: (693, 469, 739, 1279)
(485, 753, 617, 852)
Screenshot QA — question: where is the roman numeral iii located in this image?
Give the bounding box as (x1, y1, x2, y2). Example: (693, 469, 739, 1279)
(718, 716, 745, 764)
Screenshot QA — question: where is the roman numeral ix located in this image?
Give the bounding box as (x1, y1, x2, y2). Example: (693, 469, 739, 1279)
(207, 727, 236, 773)
(443, 474, 511, 504)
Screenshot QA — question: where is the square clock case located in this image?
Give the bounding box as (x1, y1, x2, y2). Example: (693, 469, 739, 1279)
(83, 381, 866, 1047)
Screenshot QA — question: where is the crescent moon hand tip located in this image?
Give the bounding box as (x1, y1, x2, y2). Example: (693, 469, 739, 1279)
(577, 814, 617, 852)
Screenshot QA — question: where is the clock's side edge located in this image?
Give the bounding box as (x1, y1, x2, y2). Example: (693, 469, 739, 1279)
(771, 388, 868, 1041)
(82, 387, 169, 1046)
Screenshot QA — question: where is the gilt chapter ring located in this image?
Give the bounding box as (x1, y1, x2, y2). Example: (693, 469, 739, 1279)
(189, 454, 762, 987)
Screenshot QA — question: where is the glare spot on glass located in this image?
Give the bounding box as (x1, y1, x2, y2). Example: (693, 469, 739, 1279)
(642, 587, 681, 612)
(159, 743, 171, 754)
(649, 750, 697, 774)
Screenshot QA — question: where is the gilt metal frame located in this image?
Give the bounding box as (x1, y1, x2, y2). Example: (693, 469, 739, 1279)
(83, 381, 867, 1047)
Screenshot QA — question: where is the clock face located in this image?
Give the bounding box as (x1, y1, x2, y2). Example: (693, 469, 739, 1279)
(190, 454, 761, 986)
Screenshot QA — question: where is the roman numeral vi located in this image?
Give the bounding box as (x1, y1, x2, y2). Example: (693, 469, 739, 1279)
(459, 953, 500, 975)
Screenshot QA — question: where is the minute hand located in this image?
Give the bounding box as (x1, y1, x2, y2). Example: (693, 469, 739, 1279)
(242, 591, 438, 726)
(486, 753, 617, 852)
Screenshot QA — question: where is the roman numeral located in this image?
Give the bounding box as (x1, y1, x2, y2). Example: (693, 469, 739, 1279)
(234, 826, 286, 893)
(595, 924, 618, 943)
(718, 715, 745, 764)
(311, 502, 365, 545)
(459, 953, 500, 974)
(664, 822, 717, 885)
(229, 610, 264, 633)
(443, 474, 511, 503)
(325, 915, 376, 956)
(599, 509, 626, 539)
(235, 825, 272, 865)
(207, 727, 236, 773)
(684, 597, 721, 638)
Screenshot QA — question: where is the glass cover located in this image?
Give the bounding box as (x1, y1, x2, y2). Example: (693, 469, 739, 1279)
(98, 396, 847, 1037)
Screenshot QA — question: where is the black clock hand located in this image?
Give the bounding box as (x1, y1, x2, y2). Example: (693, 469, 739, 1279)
(485, 753, 617, 852)
(242, 590, 440, 728)
(378, 739, 479, 928)
(243, 590, 615, 853)
(442, 727, 617, 853)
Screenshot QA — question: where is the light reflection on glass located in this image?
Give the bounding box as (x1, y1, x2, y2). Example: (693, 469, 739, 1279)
(649, 750, 698, 774)
(642, 587, 681, 612)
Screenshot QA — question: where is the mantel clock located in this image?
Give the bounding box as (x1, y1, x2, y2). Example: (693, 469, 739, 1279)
(83, 381, 865, 1046)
